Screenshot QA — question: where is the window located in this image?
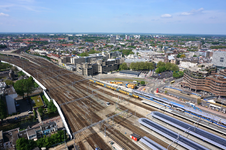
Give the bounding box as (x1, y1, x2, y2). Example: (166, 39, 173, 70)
(220, 57, 224, 62)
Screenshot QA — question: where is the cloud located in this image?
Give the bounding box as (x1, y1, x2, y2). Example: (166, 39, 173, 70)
(161, 14, 172, 18)
(180, 12, 191, 16)
(209, 16, 217, 19)
(0, 12, 9, 16)
(0, 1, 49, 12)
(180, 8, 204, 16)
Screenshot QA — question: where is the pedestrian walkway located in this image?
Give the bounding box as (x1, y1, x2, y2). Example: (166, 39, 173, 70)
(36, 109, 42, 123)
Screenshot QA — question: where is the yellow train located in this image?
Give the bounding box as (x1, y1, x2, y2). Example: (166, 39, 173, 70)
(90, 79, 139, 99)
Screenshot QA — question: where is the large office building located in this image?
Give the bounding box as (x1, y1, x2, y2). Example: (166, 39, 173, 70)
(212, 51, 226, 69)
(110, 36, 116, 43)
(60, 51, 122, 65)
(180, 64, 226, 96)
(76, 58, 124, 76)
(59, 51, 123, 75)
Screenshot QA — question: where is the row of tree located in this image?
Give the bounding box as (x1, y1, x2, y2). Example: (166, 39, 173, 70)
(130, 62, 155, 71)
(16, 130, 66, 150)
(155, 61, 179, 73)
(210, 45, 226, 49)
(119, 62, 155, 71)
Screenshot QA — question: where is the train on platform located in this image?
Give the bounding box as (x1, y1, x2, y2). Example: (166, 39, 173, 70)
(134, 90, 226, 128)
(89, 79, 139, 99)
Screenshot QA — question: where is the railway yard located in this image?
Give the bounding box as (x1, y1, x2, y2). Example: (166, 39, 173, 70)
(1, 54, 226, 150)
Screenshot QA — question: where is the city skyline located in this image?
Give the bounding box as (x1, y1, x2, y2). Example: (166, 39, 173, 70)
(0, 0, 226, 34)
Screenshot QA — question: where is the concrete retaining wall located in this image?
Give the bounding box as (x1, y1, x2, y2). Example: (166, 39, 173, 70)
(43, 90, 51, 102)
(53, 99, 72, 139)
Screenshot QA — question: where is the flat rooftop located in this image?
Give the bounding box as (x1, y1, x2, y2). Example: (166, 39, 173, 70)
(31, 95, 44, 109)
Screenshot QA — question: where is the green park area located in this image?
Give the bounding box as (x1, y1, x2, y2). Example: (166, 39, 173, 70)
(31, 95, 44, 109)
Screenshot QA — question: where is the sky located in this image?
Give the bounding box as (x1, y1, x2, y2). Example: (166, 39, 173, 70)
(0, 0, 226, 34)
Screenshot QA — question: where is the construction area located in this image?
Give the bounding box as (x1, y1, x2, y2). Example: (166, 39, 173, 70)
(1, 53, 226, 150)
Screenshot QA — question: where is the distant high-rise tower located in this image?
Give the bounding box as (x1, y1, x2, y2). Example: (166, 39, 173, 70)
(127, 35, 130, 40)
(198, 43, 202, 49)
(110, 36, 116, 43)
(125, 35, 127, 39)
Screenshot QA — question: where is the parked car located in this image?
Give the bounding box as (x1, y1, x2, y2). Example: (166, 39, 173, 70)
(28, 110, 33, 114)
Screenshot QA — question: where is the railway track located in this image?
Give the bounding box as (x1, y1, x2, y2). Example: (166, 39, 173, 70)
(106, 113, 175, 150)
(78, 141, 85, 150)
(0, 56, 180, 149)
(0, 56, 112, 147)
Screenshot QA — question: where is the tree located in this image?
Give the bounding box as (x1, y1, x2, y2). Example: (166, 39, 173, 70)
(14, 77, 35, 98)
(24, 77, 35, 97)
(38, 107, 44, 116)
(5, 80, 14, 86)
(35, 130, 66, 148)
(157, 61, 165, 68)
(180, 54, 186, 58)
(176, 54, 181, 58)
(119, 62, 128, 70)
(171, 65, 179, 72)
(173, 71, 184, 78)
(130, 62, 135, 70)
(165, 91, 168, 94)
(36, 137, 46, 148)
(193, 55, 197, 57)
(165, 62, 172, 71)
(140, 81, 145, 85)
(14, 79, 26, 98)
(139, 62, 145, 70)
(148, 62, 155, 70)
(47, 100, 57, 113)
(33, 110, 37, 118)
(0, 99, 7, 123)
(155, 68, 160, 73)
(16, 137, 36, 150)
